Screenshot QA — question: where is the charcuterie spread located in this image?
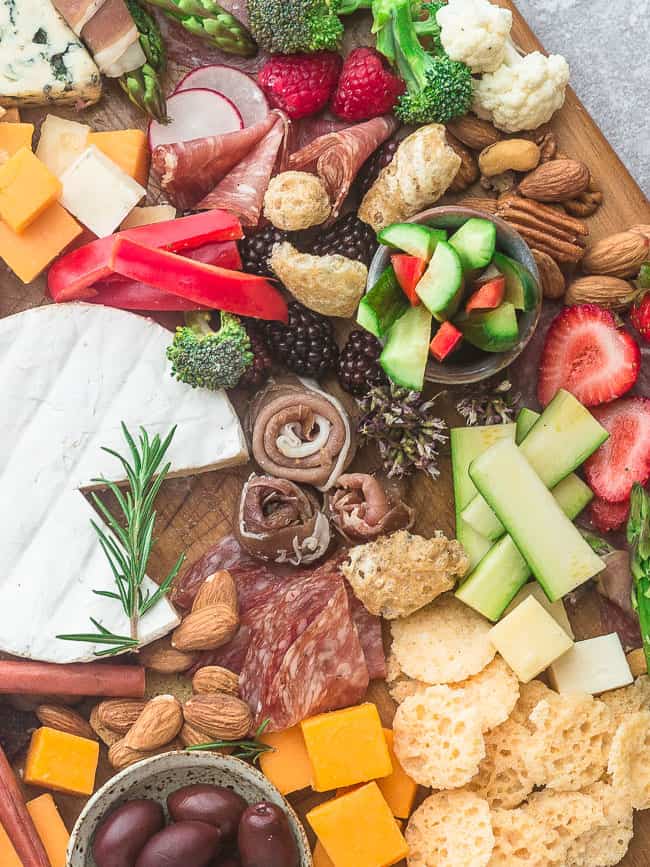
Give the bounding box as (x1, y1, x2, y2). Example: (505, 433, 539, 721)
(0, 0, 649, 865)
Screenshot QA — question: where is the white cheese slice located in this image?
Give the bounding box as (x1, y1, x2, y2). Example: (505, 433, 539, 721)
(60, 145, 145, 237)
(36, 114, 90, 177)
(0, 0, 102, 107)
(121, 205, 177, 230)
(549, 634, 633, 695)
(488, 596, 573, 683)
(0, 303, 249, 663)
(504, 582, 574, 638)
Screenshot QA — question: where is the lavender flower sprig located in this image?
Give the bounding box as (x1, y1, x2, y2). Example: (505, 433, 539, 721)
(456, 379, 521, 427)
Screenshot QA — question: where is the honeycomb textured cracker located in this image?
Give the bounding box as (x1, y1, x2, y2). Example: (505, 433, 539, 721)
(405, 790, 494, 867)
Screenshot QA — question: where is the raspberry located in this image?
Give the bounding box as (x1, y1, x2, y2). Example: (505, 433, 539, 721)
(331, 48, 405, 122)
(258, 52, 342, 120)
(631, 292, 650, 344)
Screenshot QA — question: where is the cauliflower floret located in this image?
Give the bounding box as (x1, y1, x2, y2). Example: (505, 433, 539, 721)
(263, 171, 331, 231)
(473, 44, 570, 132)
(437, 0, 513, 73)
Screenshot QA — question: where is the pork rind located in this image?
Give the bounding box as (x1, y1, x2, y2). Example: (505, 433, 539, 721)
(509, 679, 555, 728)
(405, 790, 494, 867)
(525, 789, 605, 866)
(467, 717, 542, 808)
(567, 781, 634, 867)
(263, 171, 331, 231)
(608, 710, 650, 809)
(270, 241, 367, 318)
(528, 693, 613, 791)
(393, 685, 485, 789)
(488, 806, 552, 866)
(391, 594, 495, 685)
(599, 674, 650, 728)
(342, 530, 469, 620)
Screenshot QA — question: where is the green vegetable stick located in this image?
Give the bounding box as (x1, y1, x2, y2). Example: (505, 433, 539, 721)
(628, 483, 650, 672)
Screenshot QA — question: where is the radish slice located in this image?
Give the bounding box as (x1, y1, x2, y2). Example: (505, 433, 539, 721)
(175, 65, 269, 127)
(148, 88, 243, 149)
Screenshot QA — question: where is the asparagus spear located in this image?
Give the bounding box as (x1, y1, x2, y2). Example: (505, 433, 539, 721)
(144, 0, 257, 56)
(120, 0, 168, 122)
(627, 483, 650, 671)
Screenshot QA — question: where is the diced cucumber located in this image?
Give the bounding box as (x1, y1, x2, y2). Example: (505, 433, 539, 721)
(456, 473, 593, 620)
(378, 224, 447, 260)
(449, 218, 496, 272)
(380, 303, 432, 390)
(516, 407, 540, 443)
(451, 424, 516, 569)
(493, 252, 539, 311)
(469, 439, 604, 601)
(456, 302, 519, 353)
(462, 390, 608, 542)
(357, 265, 408, 338)
(415, 241, 464, 321)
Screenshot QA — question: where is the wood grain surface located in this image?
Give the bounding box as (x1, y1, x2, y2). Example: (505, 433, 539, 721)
(2, 1, 650, 864)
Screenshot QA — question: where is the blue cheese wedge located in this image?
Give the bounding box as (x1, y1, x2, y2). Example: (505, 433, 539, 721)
(0, 0, 101, 107)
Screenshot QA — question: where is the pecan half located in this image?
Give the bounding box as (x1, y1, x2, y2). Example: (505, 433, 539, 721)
(564, 178, 604, 218)
(456, 196, 498, 214)
(496, 198, 589, 264)
(447, 132, 480, 192)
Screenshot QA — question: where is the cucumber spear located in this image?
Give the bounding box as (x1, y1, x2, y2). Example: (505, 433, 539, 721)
(143, 0, 257, 56)
(627, 483, 650, 671)
(120, 0, 168, 122)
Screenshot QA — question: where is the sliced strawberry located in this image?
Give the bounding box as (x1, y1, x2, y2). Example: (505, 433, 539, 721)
(465, 276, 505, 312)
(391, 254, 425, 306)
(588, 497, 630, 533)
(430, 321, 463, 362)
(537, 304, 640, 407)
(584, 397, 650, 503)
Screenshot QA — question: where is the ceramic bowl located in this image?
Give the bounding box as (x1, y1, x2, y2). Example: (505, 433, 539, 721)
(67, 750, 312, 866)
(366, 205, 542, 385)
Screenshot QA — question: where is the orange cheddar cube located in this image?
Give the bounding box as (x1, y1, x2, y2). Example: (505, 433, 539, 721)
(301, 703, 392, 792)
(0, 821, 22, 867)
(307, 782, 409, 867)
(0, 123, 34, 164)
(0, 148, 61, 233)
(25, 727, 99, 797)
(378, 729, 418, 819)
(88, 130, 150, 187)
(259, 725, 313, 795)
(27, 795, 69, 867)
(0, 202, 81, 283)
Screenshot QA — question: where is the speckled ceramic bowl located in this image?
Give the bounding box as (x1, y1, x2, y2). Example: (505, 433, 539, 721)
(67, 751, 312, 866)
(367, 205, 542, 385)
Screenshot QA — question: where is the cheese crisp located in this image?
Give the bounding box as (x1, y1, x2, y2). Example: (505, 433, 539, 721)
(569, 781, 634, 867)
(525, 789, 606, 865)
(608, 710, 650, 810)
(467, 717, 542, 808)
(488, 807, 551, 867)
(599, 675, 650, 728)
(405, 790, 494, 867)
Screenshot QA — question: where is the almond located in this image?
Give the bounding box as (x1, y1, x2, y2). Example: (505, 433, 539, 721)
(179, 721, 213, 747)
(172, 604, 239, 652)
(108, 737, 184, 771)
(519, 159, 591, 202)
(565, 276, 638, 310)
(582, 231, 650, 278)
(446, 133, 479, 192)
(192, 666, 240, 696)
(89, 706, 122, 747)
(478, 140, 541, 177)
(629, 224, 650, 243)
(192, 570, 238, 615)
(183, 693, 252, 741)
(446, 114, 501, 150)
(95, 699, 148, 734)
(123, 695, 183, 751)
(36, 705, 96, 741)
(138, 636, 197, 674)
(532, 249, 565, 300)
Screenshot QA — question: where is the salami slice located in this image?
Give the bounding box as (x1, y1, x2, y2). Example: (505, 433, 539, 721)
(346, 590, 386, 681)
(289, 115, 400, 219)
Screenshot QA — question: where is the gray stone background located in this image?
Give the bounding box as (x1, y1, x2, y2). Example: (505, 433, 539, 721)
(516, 0, 649, 195)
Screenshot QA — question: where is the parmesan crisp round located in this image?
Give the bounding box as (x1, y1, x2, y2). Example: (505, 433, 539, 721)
(391, 595, 495, 685)
(393, 685, 485, 789)
(405, 790, 494, 867)
(509, 679, 554, 729)
(608, 709, 650, 809)
(467, 717, 542, 808)
(488, 807, 551, 867)
(450, 655, 520, 732)
(567, 781, 634, 867)
(525, 789, 606, 866)
(599, 674, 650, 729)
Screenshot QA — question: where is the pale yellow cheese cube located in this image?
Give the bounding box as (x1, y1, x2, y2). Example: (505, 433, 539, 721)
(36, 115, 90, 177)
(504, 582, 574, 638)
(121, 205, 176, 230)
(549, 633, 633, 695)
(488, 596, 573, 683)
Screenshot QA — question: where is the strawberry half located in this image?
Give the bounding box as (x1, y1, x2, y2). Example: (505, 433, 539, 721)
(537, 304, 640, 407)
(584, 397, 650, 503)
(588, 497, 630, 533)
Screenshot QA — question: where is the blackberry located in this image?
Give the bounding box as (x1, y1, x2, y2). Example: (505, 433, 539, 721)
(310, 213, 377, 266)
(263, 302, 338, 379)
(338, 329, 387, 397)
(357, 138, 399, 198)
(240, 225, 288, 278)
(239, 326, 273, 388)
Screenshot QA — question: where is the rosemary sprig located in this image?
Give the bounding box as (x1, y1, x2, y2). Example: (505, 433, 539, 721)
(57, 423, 185, 656)
(187, 720, 274, 765)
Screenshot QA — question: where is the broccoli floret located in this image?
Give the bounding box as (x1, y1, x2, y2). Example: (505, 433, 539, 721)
(373, 0, 473, 125)
(167, 311, 253, 391)
(247, 0, 345, 53)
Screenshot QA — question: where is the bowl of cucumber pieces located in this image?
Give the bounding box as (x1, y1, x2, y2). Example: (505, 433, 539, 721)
(361, 206, 542, 387)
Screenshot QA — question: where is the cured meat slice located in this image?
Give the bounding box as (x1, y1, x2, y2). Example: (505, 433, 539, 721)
(52, 0, 106, 33)
(197, 114, 288, 226)
(292, 115, 349, 154)
(263, 583, 370, 731)
(327, 473, 414, 544)
(152, 112, 278, 211)
(289, 116, 400, 219)
(347, 590, 387, 681)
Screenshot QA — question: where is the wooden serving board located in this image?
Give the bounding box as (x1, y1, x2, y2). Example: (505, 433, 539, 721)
(2, 1, 650, 864)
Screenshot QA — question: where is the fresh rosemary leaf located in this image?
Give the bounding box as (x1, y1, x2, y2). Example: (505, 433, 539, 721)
(187, 720, 273, 765)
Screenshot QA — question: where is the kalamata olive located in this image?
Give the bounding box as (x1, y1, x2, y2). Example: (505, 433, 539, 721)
(238, 802, 299, 867)
(92, 799, 164, 867)
(214, 858, 241, 867)
(168, 784, 247, 840)
(135, 821, 221, 867)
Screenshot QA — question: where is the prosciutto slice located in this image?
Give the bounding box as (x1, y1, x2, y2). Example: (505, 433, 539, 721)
(197, 114, 288, 226)
(55, 0, 145, 76)
(53, 0, 106, 33)
(152, 112, 279, 211)
(289, 116, 400, 219)
(327, 473, 414, 544)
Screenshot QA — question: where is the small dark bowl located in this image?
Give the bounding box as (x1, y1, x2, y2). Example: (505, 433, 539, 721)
(366, 205, 542, 385)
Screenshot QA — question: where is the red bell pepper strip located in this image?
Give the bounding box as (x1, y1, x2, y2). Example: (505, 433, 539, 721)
(465, 276, 506, 313)
(100, 240, 242, 285)
(87, 283, 205, 311)
(48, 210, 243, 303)
(391, 254, 426, 306)
(430, 321, 463, 362)
(111, 238, 288, 322)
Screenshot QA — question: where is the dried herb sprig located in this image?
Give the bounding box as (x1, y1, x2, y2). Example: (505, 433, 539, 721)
(456, 379, 521, 426)
(58, 424, 185, 657)
(358, 384, 447, 479)
(187, 720, 273, 765)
